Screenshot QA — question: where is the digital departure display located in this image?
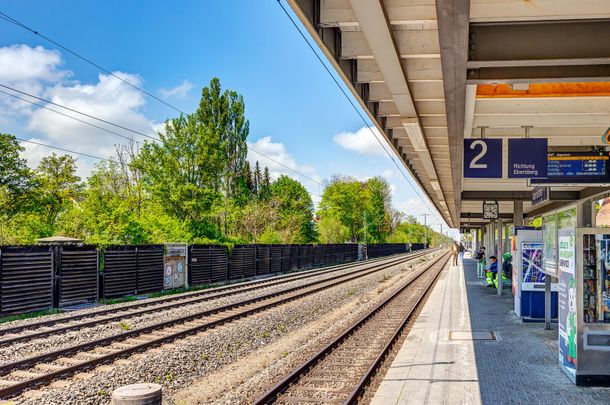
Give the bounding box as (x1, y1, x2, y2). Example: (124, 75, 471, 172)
(531, 151, 610, 185)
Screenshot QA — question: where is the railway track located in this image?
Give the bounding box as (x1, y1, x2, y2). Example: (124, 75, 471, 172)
(0, 249, 440, 399)
(0, 250, 435, 346)
(253, 252, 450, 405)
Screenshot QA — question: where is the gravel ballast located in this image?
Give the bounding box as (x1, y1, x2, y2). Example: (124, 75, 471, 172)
(9, 251, 442, 404)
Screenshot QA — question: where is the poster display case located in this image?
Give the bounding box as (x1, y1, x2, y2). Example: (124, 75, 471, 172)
(559, 228, 610, 385)
(512, 228, 557, 321)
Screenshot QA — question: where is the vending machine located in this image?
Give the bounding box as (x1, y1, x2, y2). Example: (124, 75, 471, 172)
(559, 228, 610, 385)
(512, 228, 558, 321)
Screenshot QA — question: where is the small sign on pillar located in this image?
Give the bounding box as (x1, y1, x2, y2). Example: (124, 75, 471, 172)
(483, 200, 499, 220)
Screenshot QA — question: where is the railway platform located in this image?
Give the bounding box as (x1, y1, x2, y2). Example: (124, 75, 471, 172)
(371, 255, 610, 405)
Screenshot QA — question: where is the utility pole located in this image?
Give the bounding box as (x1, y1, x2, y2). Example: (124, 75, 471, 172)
(363, 212, 368, 260)
(422, 213, 430, 247)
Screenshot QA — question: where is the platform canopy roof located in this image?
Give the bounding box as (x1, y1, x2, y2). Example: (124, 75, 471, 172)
(286, 0, 610, 229)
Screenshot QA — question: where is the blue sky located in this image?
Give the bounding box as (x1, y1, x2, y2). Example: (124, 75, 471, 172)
(0, 0, 452, 234)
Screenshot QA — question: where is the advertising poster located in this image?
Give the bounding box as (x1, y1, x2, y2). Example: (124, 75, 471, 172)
(557, 229, 576, 381)
(522, 242, 544, 284)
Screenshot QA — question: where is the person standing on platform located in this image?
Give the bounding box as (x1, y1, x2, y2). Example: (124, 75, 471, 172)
(458, 242, 465, 263)
(451, 242, 458, 266)
(475, 246, 486, 278)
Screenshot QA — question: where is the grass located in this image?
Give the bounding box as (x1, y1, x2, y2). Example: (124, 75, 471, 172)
(118, 320, 132, 331)
(99, 296, 138, 305)
(0, 308, 63, 325)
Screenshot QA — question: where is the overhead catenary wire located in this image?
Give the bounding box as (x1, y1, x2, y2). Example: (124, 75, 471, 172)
(0, 11, 326, 192)
(15, 137, 325, 198)
(0, 89, 140, 145)
(0, 83, 157, 142)
(0, 11, 187, 116)
(0, 82, 323, 190)
(275, 0, 436, 218)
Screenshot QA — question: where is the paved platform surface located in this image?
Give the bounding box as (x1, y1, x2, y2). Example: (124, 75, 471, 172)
(371, 255, 610, 405)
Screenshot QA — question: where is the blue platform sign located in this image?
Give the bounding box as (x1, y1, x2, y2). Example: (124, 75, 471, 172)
(508, 138, 548, 178)
(463, 138, 502, 178)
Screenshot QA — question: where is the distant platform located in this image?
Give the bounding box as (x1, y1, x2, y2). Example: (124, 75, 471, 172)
(371, 255, 610, 405)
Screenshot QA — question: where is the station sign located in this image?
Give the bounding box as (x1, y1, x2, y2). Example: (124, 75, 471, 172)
(531, 186, 549, 207)
(507, 138, 548, 178)
(482, 200, 499, 220)
(463, 138, 502, 178)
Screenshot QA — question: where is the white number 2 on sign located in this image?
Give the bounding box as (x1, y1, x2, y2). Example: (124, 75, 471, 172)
(469, 140, 488, 169)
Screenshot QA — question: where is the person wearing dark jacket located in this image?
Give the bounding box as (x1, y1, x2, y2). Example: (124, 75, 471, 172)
(486, 255, 498, 287)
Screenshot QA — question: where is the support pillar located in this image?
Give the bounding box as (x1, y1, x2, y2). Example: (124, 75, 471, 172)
(514, 201, 523, 226)
(545, 276, 552, 330)
(497, 218, 503, 296)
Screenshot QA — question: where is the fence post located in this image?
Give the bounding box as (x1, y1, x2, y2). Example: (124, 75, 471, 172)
(255, 245, 259, 276)
(51, 245, 61, 308)
(135, 246, 139, 295)
(0, 247, 3, 314)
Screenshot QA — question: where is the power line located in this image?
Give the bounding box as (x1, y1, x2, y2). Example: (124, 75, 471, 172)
(1, 83, 324, 190)
(16, 137, 117, 162)
(0, 83, 157, 142)
(0, 10, 186, 116)
(275, 0, 435, 216)
(248, 146, 323, 187)
(0, 89, 141, 145)
(1, 8, 351, 195)
(15, 137, 325, 198)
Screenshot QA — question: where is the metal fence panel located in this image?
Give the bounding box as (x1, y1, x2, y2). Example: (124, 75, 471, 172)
(103, 246, 137, 298)
(0, 246, 53, 315)
(136, 246, 164, 294)
(188, 245, 228, 285)
(313, 245, 325, 267)
(299, 244, 313, 269)
(256, 245, 270, 275)
(228, 245, 255, 280)
(289, 245, 299, 270)
(270, 245, 282, 273)
(59, 245, 98, 307)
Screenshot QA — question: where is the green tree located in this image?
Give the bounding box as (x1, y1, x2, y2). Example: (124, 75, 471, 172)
(364, 177, 391, 242)
(269, 175, 316, 243)
(64, 144, 151, 245)
(35, 153, 81, 235)
(137, 113, 223, 239)
(197, 78, 249, 231)
(317, 216, 350, 243)
(253, 161, 262, 197)
(317, 176, 364, 242)
(0, 133, 36, 243)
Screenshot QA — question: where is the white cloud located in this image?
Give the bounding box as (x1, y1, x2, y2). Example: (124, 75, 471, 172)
(0, 45, 160, 178)
(23, 72, 160, 166)
(382, 169, 394, 178)
(333, 126, 387, 156)
(0, 44, 72, 116)
(0, 44, 69, 84)
(247, 136, 321, 192)
(159, 80, 193, 99)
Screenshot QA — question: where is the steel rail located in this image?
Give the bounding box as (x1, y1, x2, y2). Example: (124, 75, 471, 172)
(0, 250, 434, 342)
(252, 252, 450, 404)
(0, 250, 440, 399)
